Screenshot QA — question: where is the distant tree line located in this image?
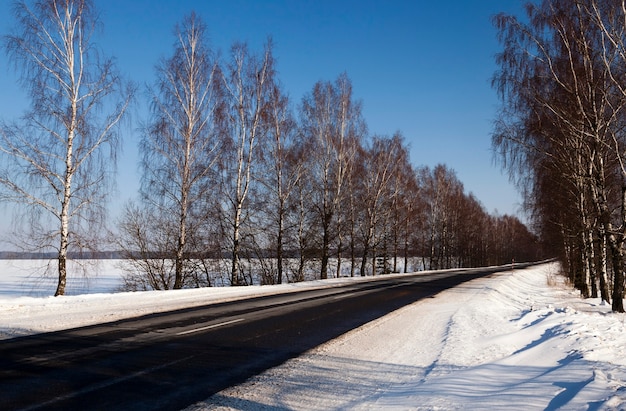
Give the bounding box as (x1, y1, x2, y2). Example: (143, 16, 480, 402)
(0, 0, 540, 296)
(493, 0, 626, 312)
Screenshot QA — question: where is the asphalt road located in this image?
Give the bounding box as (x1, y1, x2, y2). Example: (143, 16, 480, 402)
(0, 265, 521, 410)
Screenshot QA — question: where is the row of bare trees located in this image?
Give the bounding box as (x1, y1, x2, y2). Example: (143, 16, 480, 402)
(0, 1, 540, 295)
(114, 13, 540, 290)
(492, 0, 626, 312)
(415, 165, 539, 271)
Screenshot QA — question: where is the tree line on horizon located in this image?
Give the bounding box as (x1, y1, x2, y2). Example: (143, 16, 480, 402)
(0, 0, 540, 296)
(493, 0, 626, 312)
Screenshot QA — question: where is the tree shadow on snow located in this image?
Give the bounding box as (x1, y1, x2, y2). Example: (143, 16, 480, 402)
(193, 351, 626, 410)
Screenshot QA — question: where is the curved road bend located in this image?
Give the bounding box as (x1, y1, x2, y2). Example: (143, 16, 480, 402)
(0, 264, 525, 410)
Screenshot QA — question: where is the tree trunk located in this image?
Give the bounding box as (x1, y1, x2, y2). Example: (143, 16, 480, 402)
(598, 229, 611, 304)
(608, 234, 625, 312)
(276, 209, 284, 284)
(174, 231, 185, 289)
(56, 121, 75, 297)
(579, 229, 591, 298)
(56, 193, 71, 296)
(295, 191, 307, 283)
(360, 242, 369, 278)
(360, 220, 374, 277)
(586, 229, 597, 298)
(231, 204, 243, 286)
(613, 265, 625, 312)
(609, 186, 626, 313)
(404, 220, 410, 273)
(56, 240, 68, 297)
(320, 212, 332, 280)
(336, 233, 343, 278)
(174, 191, 188, 290)
(349, 234, 356, 277)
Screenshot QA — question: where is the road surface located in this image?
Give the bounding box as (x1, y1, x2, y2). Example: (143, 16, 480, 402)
(0, 265, 521, 410)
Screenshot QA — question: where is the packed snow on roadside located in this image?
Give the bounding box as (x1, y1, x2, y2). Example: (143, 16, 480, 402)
(185, 263, 626, 411)
(0, 261, 625, 410)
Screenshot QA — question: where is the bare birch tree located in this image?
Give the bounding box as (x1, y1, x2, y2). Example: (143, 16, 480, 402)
(259, 81, 301, 284)
(300, 73, 364, 279)
(220, 41, 274, 286)
(357, 135, 398, 276)
(129, 13, 221, 290)
(1, 0, 133, 296)
(419, 165, 465, 270)
(386, 133, 412, 273)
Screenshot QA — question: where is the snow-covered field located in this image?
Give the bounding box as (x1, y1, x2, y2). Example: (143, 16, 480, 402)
(0, 261, 625, 409)
(0, 259, 125, 298)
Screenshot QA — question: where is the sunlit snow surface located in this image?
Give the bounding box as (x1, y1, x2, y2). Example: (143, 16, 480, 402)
(185, 264, 626, 410)
(0, 261, 625, 410)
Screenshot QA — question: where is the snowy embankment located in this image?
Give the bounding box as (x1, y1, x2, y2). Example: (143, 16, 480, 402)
(0, 261, 625, 409)
(186, 263, 626, 410)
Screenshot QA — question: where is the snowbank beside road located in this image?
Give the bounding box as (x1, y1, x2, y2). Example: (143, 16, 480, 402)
(187, 263, 626, 410)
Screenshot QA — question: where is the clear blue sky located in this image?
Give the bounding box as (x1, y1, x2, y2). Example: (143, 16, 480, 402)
(0, 0, 526, 224)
